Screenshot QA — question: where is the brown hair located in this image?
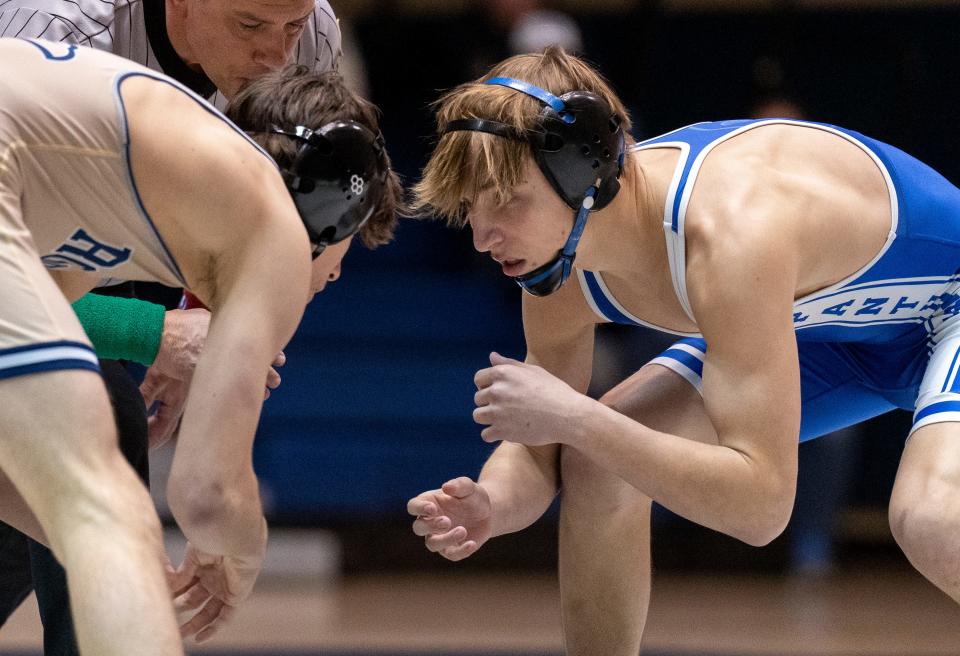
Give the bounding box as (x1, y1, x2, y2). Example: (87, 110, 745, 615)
(226, 65, 403, 248)
(413, 46, 634, 227)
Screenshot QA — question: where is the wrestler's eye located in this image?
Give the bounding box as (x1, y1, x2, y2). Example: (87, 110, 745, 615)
(239, 21, 263, 31)
(500, 193, 523, 211)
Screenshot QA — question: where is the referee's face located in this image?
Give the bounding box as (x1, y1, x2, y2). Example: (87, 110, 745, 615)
(179, 0, 316, 98)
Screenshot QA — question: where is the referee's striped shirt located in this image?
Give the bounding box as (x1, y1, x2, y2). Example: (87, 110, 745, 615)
(0, 0, 342, 107)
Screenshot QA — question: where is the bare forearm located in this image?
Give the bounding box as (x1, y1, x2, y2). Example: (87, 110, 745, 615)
(571, 402, 794, 545)
(170, 342, 270, 558)
(479, 442, 559, 537)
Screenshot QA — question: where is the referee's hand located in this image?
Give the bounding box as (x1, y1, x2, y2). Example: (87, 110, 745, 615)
(154, 308, 211, 382)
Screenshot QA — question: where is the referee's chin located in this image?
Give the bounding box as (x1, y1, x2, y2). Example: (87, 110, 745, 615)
(231, 77, 253, 96)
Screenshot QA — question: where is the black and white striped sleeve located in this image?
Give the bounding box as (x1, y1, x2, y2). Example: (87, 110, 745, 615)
(310, 0, 341, 72)
(0, 1, 114, 46)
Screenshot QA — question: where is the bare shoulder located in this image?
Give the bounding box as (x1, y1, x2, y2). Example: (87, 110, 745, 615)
(118, 76, 302, 282)
(682, 130, 800, 319)
(119, 74, 284, 219)
(686, 127, 790, 231)
(684, 157, 798, 320)
(692, 122, 887, 226)
(687, 122, 889, 302)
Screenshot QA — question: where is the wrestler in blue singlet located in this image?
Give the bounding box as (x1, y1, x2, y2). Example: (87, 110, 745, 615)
(576, 119, 960, 440)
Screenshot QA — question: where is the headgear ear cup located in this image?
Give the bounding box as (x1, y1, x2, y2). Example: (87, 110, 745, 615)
(269, 122, 387, 249)
(534, 91, 624, 211)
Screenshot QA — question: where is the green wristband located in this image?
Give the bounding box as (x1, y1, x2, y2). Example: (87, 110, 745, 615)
(72, 294, 166, 365)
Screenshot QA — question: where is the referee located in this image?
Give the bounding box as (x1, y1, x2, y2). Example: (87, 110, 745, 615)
(0, 1, 342, 653)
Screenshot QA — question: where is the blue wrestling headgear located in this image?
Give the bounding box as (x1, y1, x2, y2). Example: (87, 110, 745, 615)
(267, 121, 388, 257)
(442, 77, 625, 296)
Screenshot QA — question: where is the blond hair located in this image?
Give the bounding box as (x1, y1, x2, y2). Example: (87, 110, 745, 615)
(413, 46, 633, 227)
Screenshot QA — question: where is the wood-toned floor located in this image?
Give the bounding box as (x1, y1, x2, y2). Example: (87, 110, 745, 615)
(2, 566, 958, 654)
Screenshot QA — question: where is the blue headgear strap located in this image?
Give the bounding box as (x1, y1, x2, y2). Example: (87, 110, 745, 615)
(515, 186, 598, 294)
(485, 77, 575, 124)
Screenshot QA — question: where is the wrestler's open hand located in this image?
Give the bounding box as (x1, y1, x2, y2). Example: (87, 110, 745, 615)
(407, 477, 492, 561)
(167, 542, 263, 643)
(473, 352, 589, 447)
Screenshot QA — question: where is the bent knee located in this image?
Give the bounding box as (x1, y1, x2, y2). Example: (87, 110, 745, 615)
(891, 423, 960, 556)
(560, 446, 649, 513)
(889, 470, 960, 562)
(560, 445, 617, 489)
(889, 487, 948, 551)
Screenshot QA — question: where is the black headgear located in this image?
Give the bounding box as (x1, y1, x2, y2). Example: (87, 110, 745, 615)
(267, 121, 388, 255)
(442, 77, 625, 296)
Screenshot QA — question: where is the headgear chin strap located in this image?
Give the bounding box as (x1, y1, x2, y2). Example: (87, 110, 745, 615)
(263, 121, 388, 257)
(514, 186, 597, 297)
(443, 76, 625, 296)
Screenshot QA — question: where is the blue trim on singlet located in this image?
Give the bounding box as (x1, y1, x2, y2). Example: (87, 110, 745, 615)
(581, 270, 631, 324)
(0, 359, 101, 380)
(941, 347, 960, 393)
(915, 400, 960, 424)
(0, 340, 95, 357)
(798, 276, 956, 298)
(637, 120, 761, 234)
(0, 341, 100, 381)
(112, 71, 278, 288)
(660, 345, 705, 377)
(22, 40, 78, 61)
